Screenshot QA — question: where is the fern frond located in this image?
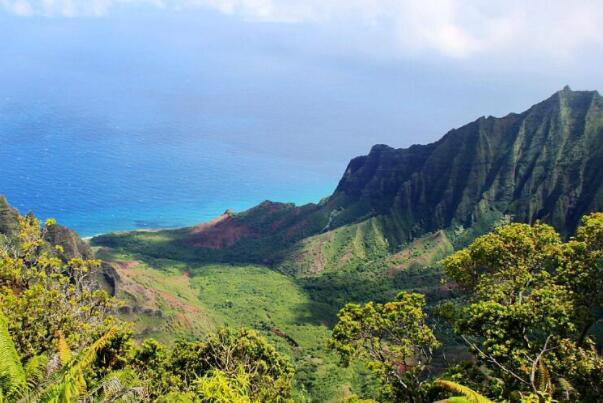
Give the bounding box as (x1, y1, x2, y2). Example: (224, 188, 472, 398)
(536, 359, 552, 394)
(72, 326, 118, 373)
(557, 377, 576, 401)
(91, 369, 145, 402)
(447, 397, 476, 403)
(435, 380, 494, 403)
(23, 355, 48, 390)
(37, 327, 120, 403)
(0, 314, 26, 399)
(55, 331, 72, 367)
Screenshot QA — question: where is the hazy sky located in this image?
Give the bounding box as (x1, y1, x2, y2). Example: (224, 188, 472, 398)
(1, 0, 603, 161)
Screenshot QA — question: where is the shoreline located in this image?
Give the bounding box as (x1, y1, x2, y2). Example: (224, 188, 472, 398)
(81, 226, 182, 242)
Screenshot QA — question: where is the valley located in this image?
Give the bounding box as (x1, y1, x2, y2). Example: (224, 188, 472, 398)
(1, 87, 602, 402)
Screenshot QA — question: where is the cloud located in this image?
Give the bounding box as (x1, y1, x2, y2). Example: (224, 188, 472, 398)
(1, 0, 33, 15)
(0, 0, 164, 17)
(1, 0, 603, 60)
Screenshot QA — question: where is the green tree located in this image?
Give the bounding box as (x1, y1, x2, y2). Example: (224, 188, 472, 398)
(329, 292, 440, 402)
(0, 215, 116, 359)
(169, 328, 294, 402)
(442, 215, 603, 402)
(193, 366, 252, 402)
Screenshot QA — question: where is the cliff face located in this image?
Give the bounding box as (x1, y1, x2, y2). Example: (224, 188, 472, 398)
(0, 195, 20, 237)
(0, 198, 94, 260)
(183, 88, 603, 264)
(330, 87, 603, 238)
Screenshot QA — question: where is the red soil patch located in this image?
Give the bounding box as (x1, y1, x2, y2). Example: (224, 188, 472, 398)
(188, 201, 319, 250)
(191, 213, 230, 234)
(189, 213, 252, 249)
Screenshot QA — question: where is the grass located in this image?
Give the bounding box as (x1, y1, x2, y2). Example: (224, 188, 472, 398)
(190, 265, 336, 342)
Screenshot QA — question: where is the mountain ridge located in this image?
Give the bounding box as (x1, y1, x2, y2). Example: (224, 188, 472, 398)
(329, 87, 603, 236)
(147, 87, 602, 269)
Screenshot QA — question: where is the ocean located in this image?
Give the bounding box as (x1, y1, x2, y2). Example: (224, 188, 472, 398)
(0, 11, 364, 237)
(0, 100, 342, 236)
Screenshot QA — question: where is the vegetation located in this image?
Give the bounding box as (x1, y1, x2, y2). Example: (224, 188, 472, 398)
(326, 214, 603, 402)
(0, 211, 299, 402)
(3, 88, 603, 401)
(441, 215, 603, 402)
(330, 292, 439, 402)
(0, 214, 114, 360)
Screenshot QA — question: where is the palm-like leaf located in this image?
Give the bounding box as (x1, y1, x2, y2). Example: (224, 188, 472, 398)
(0, 314, 26, 399)
(23, 355, 49, 391)
(94, 368, 145, 402)
(41, 327, 119, 402)
(55, 332, 72, 367)
(435, 380, 493, 403)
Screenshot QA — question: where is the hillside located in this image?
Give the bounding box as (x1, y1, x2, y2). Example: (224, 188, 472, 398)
(83, 88, 603, 399)
(94, 87, 603, 270)
(331, 86, 603, 239)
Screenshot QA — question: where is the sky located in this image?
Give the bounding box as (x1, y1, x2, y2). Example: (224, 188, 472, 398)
(1, 0, 603, 160)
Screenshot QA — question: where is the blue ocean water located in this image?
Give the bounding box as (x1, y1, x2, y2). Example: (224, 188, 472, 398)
(0, 100, 342, 236)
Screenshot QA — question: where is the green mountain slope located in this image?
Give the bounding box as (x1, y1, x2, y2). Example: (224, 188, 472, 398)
(94, 87, 603, 271)
(330, 86, 603, 239)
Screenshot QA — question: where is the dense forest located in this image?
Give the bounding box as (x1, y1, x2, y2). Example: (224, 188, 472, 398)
(0, 205, 602, 402)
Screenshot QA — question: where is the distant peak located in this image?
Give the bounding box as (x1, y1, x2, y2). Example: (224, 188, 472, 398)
(562, 85, 572, 92)
(369, 144, 394, 154)
(0, 195, 9, 208)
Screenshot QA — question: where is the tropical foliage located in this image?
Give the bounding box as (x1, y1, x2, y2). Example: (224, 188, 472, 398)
(441, 214, 603, 402)
(0, 215, 115, 359)
(1, 201, 602, 401)
(328, 214, 603, 402)
(330, 292, 439, 402)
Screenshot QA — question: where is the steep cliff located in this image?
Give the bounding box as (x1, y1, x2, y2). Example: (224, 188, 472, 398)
(330, 86, 603, 239)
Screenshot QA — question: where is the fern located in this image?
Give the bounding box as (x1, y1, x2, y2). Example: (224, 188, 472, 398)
(557, 377, 576, 401)
(435, 380, 493, 403)
(23, 355, 49, 391)
(94, 368, 145, 401)
(55, 332, 72, 367)
(0, 314, 26, 399)
(40, 327, 119, 402)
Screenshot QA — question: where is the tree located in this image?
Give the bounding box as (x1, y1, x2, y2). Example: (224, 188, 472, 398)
(329, 292, 440, 402)
(0, 215, 116, 360)
(553, 212, 603, 345)
(132, 338, 183, 399)
(169, 328, 295, 402)
(193, 367, 252, 402)
(442, 215, 603, 402)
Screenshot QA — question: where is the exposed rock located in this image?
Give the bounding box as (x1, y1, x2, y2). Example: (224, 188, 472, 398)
(0, 195, 19, 238)
(44, 223, 94, 260)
